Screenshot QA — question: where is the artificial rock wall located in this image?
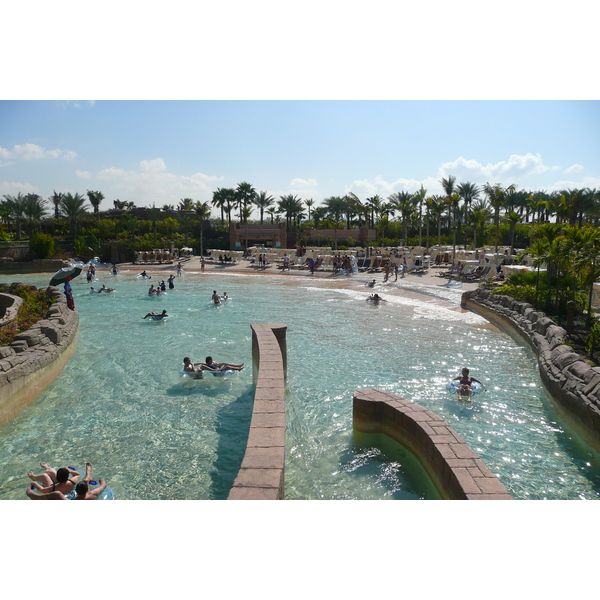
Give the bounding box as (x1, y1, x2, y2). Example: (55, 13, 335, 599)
(0, 286, 79, 425)
(462, 288, 600, 450)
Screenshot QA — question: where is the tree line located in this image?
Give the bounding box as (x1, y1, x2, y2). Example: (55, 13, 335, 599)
(2, 180, 599, 256)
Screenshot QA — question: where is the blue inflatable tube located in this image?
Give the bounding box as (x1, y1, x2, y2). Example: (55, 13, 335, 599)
(180, 368, 234, 379)
(446, 381, 484, 397)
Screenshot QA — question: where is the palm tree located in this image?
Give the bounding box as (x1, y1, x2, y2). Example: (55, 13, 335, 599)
(529, 223, 563, 310)
(379, 202, 396, 244)
(277, 194, 304, 231)
(448, 193, 462, 259)
(235, 182, 257, 223)
(364, 195, 383, 228)
(388, 191, 416, 245)
(483, 182, 516, 254)
(304, 198, 315, 220)
(23, 193, 47, 238)
(440, 175, 457, 200)
(178, 213, 193, 245)
(456, 181, 480, 228)
(323, 196, 346, 250)
(212, 187, 236, 228)
(413, 185, 427, 247)
(440, 176, 459, 258)
(427, 195, 446, 250)
(148, 205, 161, 247)
(312, 206, 327, 228)
(343, 192, 361, 229)
(60, 192, 89, 239)
(469, 203, 490, 250)
(2, 193, 26, 239)
(194, 200, 212, 256)
(503, 210, 522, 256)
(570, 226, 600, 325)
(178, 198, 194, 211)
(266, 206, 277, 224)
(86, 190, 104, 214)
(119, 212, 140, 241)
(0, 200, 12, 231)
(254, 191, 275, 224)
(49, 191, 64, 219)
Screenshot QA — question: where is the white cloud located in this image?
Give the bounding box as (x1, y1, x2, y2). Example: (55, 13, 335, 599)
(0, 181, 40, 195)
(290, 177, 318, 189)
(564, 163, 583, 174)
(94, 158, 222, 206)
(543, 175, 600, 193)
(76, 170, 92, 179)
(140, 158, 167, 172)
(0, 143, 77, 161)
(438, 152, 552, 183)
(345, 175, 428, 201)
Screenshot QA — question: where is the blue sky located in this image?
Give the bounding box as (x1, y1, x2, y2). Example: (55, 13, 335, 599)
(1, 100, 598, 215)
(2, 3, 598, 217)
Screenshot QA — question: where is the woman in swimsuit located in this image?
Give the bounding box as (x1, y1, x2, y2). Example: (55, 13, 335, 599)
(26, 463, 107, 500)
(453, 368, 487, 398)
(27, 463, 80, 495)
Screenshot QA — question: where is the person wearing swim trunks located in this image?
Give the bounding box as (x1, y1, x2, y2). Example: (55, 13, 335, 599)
(182, 357, 204, 378)
(27, 463, 80, 496)
(142, 310, 168, 319)
(201, 356, 244, 371)
(211, 290, 221, 304)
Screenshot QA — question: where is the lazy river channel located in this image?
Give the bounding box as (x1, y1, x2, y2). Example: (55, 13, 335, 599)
(2, 268, 600, 500)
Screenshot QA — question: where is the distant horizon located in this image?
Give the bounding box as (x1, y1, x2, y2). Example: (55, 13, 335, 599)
(1, 100, 598, 220)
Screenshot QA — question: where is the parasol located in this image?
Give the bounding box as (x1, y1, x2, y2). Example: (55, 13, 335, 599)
(49, 265, 82, 286)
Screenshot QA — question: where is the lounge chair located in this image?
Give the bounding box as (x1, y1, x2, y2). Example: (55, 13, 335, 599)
(462, 265, 490, 281)
(358, 259, 371, 272)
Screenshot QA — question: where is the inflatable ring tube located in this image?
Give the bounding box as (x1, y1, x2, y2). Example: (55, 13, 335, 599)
(180, 368, 204, 380)
(65, 486, 115, 500)
(179, 368, 233, 378)
(205, 369, 233, 377)
(68, 467, 114, 499)
(446, 381, 484, 397)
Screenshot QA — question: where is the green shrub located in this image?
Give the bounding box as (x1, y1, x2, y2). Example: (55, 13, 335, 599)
(29, 232, 56, 259)
(0, 283, 56, 346)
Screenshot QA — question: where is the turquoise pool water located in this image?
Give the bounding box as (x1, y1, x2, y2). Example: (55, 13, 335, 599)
(2, 268, 600, 500)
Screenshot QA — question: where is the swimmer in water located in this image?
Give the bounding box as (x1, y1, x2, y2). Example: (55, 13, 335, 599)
(452, 367, 487, 399)
(200, 356, 244, 371)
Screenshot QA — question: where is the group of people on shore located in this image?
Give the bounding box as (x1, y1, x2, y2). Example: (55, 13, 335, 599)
(26, 462, 107, 500)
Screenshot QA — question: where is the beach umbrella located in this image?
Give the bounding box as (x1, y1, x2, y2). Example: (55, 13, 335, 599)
(49, 265, 82, 286)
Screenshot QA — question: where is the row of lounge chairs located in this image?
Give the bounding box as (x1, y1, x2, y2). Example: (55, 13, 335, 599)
(436, 264, 491, 282)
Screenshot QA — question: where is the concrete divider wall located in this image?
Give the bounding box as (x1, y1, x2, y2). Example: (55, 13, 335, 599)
(353, 388, 512, 499)
(462, 288, 600, 451)
(228, 323, 287, 500)
(0, 285, 79, 425)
